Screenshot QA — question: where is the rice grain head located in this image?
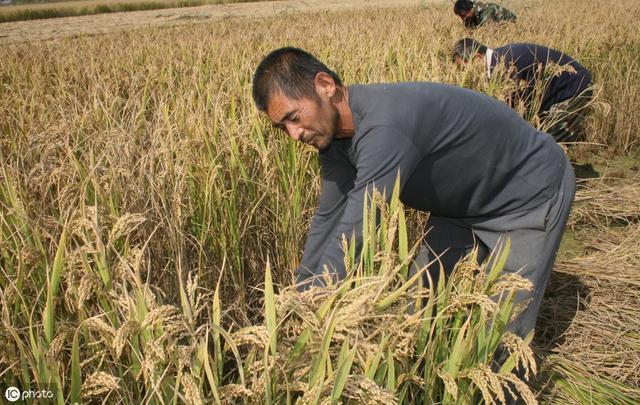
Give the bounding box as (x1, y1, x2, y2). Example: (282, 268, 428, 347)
(48, 326, 73, 359)
(231, 325, 269, 348)
(343, 378, 398, 405)
(77, 271, 100, 309)
(85, 317, 116, 338)
(488, 273, 534, 296)
(82, 371, 120, 398)
(463, 365, 506, 405)
(177, 344, 195, 371)
(113, 320, 140, 359)
(501, 332, 537, 380)
(500, 372, 538, 405)
(108, 213, 146, 246)
(447, 293, 499, 316)
(182, 373, 203, 405)
(141, 304, 179, 329)
(437, 367, 459, 401)
(219, 384, 255, 403)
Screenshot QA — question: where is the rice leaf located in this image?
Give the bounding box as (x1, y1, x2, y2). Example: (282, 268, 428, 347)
(331, 335, 355, 403)
(44, 226, 67, 345)
(265, 258, 277, 356)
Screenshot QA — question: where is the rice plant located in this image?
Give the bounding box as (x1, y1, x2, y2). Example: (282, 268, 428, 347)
(226, 184, 541, 404)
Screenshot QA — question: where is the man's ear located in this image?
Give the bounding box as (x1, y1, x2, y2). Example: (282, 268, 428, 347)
(314, 72, 337, 99)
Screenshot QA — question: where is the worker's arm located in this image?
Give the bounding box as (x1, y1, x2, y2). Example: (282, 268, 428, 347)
(295, 144, 356, 290)
(297, 126, 421, 291)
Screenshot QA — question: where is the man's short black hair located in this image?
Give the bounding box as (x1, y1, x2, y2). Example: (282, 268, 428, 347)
(252, 47, 343, 112)
(454, 0, 474, 15)
(452, 38, 487, 63)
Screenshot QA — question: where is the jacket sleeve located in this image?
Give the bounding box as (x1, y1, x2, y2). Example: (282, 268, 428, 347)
(295, 144, 356, 290)
(296, 126, 422, 291)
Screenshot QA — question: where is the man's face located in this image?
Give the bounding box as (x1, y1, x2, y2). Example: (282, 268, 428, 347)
(459, 9, 475, 23)
(454, 53, 484, 70)
(266, 90, 339, 151)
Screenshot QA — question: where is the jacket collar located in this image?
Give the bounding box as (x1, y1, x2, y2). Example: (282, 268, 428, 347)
(485, 48, 494, 78)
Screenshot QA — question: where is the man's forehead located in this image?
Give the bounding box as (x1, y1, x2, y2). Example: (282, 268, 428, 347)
(266, 92, 306, 122)
(266, 93, 293, 120)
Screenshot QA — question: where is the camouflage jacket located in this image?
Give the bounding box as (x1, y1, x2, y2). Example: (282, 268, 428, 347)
(465, 1, 517, 27)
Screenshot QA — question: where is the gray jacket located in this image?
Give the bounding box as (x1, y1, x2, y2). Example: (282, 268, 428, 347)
(296, 82, 568, 289)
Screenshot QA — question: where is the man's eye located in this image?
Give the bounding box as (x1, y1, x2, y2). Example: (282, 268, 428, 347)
(291, 115, 299, 122)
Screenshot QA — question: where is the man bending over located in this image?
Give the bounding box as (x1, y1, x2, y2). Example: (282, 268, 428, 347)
(453, 38, 594, 142)
(454, 0, 517, 28)
(252, 47, 575, 339)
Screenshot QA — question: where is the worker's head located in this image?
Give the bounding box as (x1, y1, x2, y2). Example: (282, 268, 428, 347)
(454, 0, 476, 23)
(252, 47, 343, 151)
(452, 38, 487, 66)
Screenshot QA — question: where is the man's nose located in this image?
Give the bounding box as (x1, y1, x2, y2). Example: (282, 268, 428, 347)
(286, 124, 303, 141)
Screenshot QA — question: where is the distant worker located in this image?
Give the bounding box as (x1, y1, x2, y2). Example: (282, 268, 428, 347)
(252, 47, 575, 340)
(452, 38, 594, 142)
(454, 0, 517, 28)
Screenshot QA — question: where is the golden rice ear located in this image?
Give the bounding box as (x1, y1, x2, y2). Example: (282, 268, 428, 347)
(219, 384, 256, 403)
(463, 365, 507, 405)
(231, 325, 269, 348)
(112, 320, 140, 359)
(500, 373, 538, 405)
(488, 273, 534, 297)
(181, 373, 204, 405)
(107, 213, 146, 247)
(449, 247, 482, 291)
(500, 332, 537, 380)
(343, 378, 399, 404)
(437, 367, 459, 401)
(84, 316, 116, 338)
(81, 371, 120, 399)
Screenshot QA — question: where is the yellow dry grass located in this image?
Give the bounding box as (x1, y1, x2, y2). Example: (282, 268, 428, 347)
(0, 0, 435, 42)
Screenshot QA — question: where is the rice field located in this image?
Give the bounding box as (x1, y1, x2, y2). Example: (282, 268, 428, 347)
(1, 0, 639, 403)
